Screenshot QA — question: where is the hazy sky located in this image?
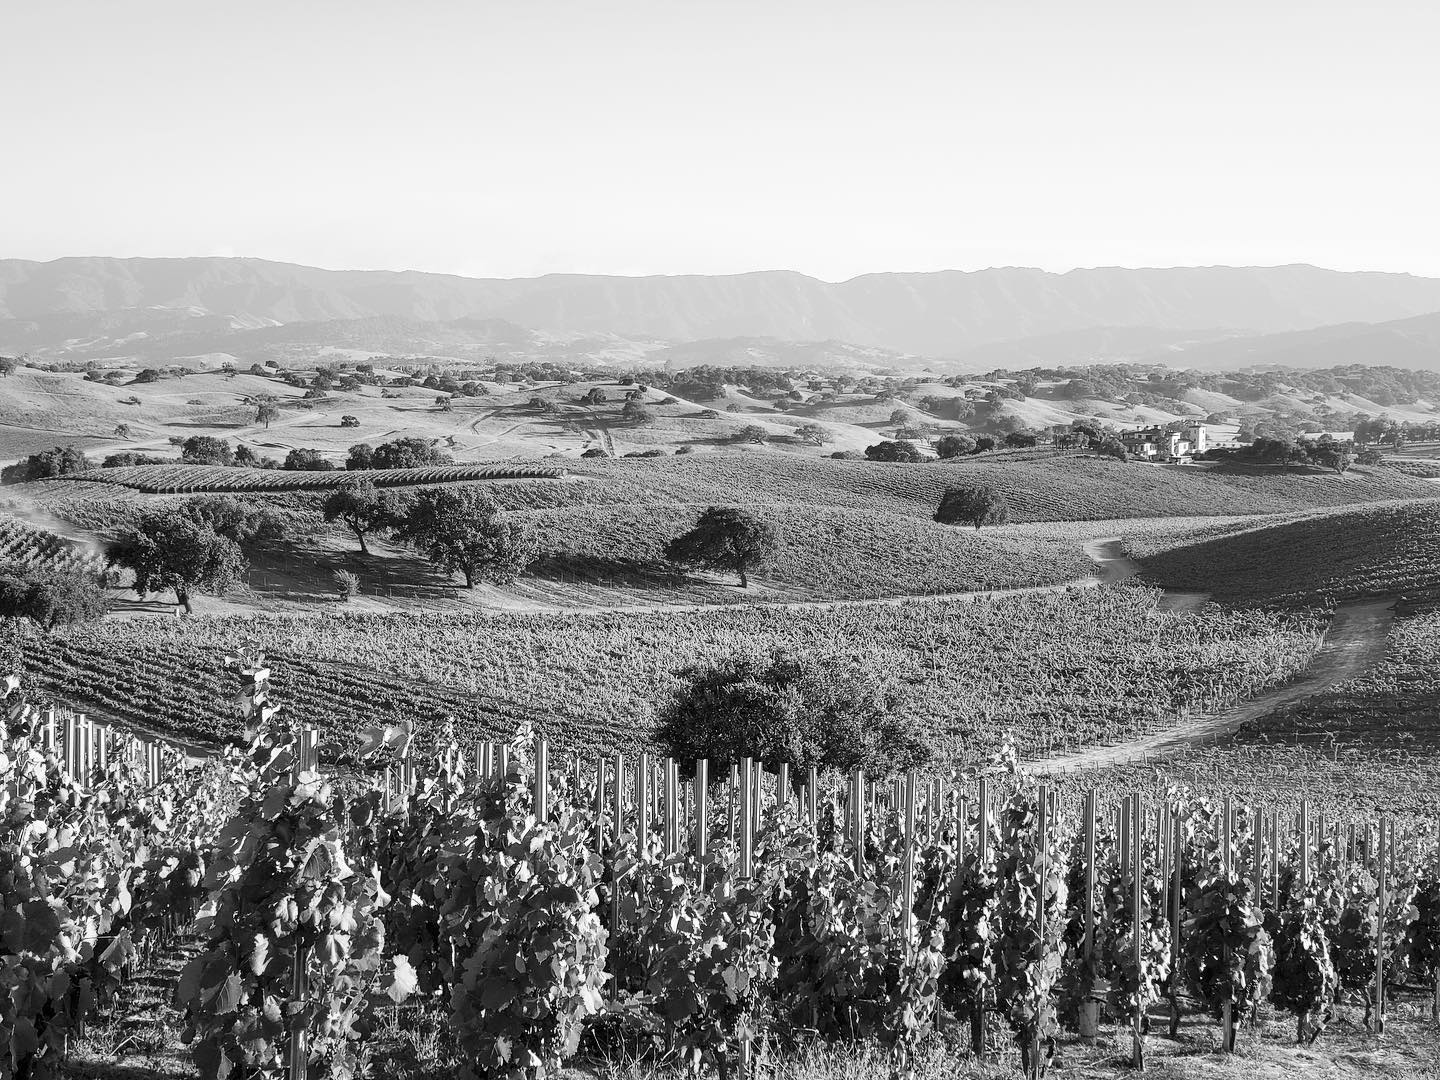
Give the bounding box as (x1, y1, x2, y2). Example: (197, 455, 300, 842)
(4, 0, 1438, 280)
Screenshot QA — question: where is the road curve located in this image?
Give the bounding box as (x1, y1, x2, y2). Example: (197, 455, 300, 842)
(1031, 597, 1396, 773)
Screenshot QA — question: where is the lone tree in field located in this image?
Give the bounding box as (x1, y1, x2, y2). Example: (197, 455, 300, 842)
(0, 566, 108, 632)
(323, 481, 401, 555)
(657, 650, 933, 777)
(255, 400, 282, 428)
(934, 485, 1011, 531)
(0, 357, 17, 377)
(621, 401, 655, 425)
(392, 487, 535, 588)
(794, 423, 831, 446)
(735, 425, 769, 444)
(113, 423, 132, 439)
(108, 513, 247, 614)
(665, 506, 777, 588)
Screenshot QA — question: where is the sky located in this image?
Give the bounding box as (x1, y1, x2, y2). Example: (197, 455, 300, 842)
(3, 0, 1438, 281)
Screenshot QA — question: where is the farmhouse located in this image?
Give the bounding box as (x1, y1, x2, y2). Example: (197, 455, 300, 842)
(1121, 423, 1208, 461)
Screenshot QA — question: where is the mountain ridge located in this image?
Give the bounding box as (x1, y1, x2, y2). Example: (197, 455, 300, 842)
(6, 257, 1440, 359)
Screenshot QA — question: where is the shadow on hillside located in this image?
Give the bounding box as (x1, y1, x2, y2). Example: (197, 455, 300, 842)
(244, 542, 466, 602)
(526, 552, 686, 590)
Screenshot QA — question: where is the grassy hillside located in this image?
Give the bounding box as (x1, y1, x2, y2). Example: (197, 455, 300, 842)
(1133, 501, 1440, 606)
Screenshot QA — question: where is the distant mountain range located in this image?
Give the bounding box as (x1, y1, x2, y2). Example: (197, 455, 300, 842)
(4, 256, 1440, 370)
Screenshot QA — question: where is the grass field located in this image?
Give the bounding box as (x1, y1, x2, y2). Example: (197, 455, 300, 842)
(0, 585, 1323, 763)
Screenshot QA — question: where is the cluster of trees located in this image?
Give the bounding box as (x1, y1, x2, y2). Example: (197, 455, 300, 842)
(1212, 436, 1362, 472)
(1352, 416, 1440, 447)
(0, 445, 92, 485)
(346, 437, 452, 470)
(320, 483, 536, 588)
(853, 432, 1030, 462)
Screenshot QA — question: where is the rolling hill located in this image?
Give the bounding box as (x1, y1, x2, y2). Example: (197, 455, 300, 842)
(1149, 310, 1440, 372)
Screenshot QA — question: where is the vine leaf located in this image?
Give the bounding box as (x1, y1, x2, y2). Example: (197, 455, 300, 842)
(388, 954, 419, 1004)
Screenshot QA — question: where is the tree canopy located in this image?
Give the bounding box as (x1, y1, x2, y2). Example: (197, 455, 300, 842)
(108, 513, 247, 613)
(391, 487, 535, 588)
(933, 486, 1012, 531)
(180, 436, 234, 466)
(935, 434, 976, 458)
(656, 651, 933, 778)
(179, 495, 288, 547)
(323, 481, 402, 555)
(864, 439, 923, 463)
(664, 506, 777, 588)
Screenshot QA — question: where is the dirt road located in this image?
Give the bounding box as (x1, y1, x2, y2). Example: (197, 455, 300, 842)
(1032, 597, 1396, 772)
(465, 536, 1143, 616)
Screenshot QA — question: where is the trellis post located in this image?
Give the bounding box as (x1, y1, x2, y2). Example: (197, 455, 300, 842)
(1376, 815, 1388, 1035)
(533, 737, 549, 821)
(1080, 789, 1099, 1043)
(1220, 796, 1235, 1053)
(739, 757, 754, 879)
(289, 727, 318, 1080)
(1132, 794, 1145, 1070)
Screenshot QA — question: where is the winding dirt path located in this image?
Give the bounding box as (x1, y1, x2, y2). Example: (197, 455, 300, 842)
(467, 537, 1143, 616)
(1033, 597, 1396, 772)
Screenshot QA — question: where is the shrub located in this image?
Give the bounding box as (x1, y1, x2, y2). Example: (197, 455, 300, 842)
(0, 565, 108, 631)
(333, 569, 361, 602)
